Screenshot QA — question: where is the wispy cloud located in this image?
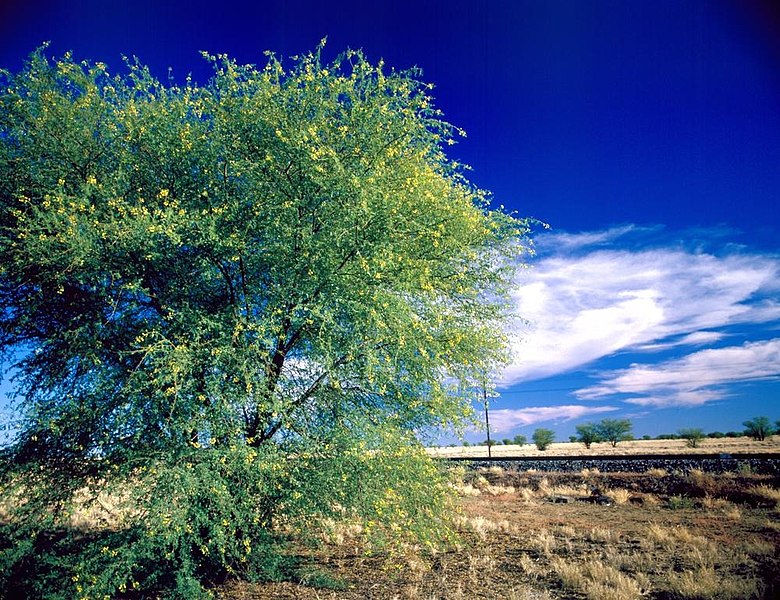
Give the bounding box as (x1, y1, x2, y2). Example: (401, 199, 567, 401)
(577, 338, 780, 407)
(636, 331, 727, 352)
(488, 405, 618, 433)
(502, 228, 780, 384)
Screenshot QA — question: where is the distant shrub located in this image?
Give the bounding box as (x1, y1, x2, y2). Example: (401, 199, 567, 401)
(532, 428, 555, 451)
(512, 434, 527, 446)
(595, 419, 633, 447)
(575, 423, 601, 449)
(678, 428, 705, 448)
(707, 431, 725, 439)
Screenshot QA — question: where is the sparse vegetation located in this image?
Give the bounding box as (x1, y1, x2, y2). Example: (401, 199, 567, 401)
(212, 467, 780, 598)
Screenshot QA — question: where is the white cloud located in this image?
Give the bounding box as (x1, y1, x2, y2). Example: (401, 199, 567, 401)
(501, 229, 780, 384)
(487, 405, 618, 433)
(576, 338, 780, 407)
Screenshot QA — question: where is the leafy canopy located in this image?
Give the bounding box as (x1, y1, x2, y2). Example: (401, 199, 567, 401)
(743, 416, 773, 442)
(595, 418, 633, 447)
(0, 43, 532, 597)
(575, 422, 600, 449)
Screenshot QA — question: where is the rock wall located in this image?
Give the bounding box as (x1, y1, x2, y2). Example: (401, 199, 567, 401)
(450, 453, 780, 475)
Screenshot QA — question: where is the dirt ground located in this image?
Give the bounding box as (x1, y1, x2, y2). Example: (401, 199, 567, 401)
(216, 468, 780, 600)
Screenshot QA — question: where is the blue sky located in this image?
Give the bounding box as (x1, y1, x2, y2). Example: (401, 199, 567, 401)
(1, 0, 779, 441)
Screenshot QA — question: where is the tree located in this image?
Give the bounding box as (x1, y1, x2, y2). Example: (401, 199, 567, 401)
(532, 428, 555, 451)
(743, 417, 773, 441)
(0, 45, 531, 597)
(596, 419, 633, 447)
(678, 428, 705, 448)
(512, 434, 527, 446)
(575, 422, 601, 449)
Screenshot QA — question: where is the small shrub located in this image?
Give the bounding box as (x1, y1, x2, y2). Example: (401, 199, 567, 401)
(668, 495, 696, 510)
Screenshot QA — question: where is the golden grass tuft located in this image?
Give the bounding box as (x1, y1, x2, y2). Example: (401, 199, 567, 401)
(644, 468, 667, 477)
(748, 484, 780, 506)
(605, 488, 632, 505)
(551, 556, 646, 600)
(666, 567, 760, 599)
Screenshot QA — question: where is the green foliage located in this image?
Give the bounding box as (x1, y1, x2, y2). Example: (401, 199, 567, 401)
(512, 434, 527, 446)
(667, 495, 696, 510)
(501, 438, 511, 445)
(532, 428, 555, 451)
(0, 43, 531, 597)
(678, 428, 705, 448)
(743, 416, 773, 441)
(575, 423, 601, 449)
(595, 419, 633, 448)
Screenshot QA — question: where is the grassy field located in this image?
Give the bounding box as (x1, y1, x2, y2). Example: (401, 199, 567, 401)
(219, 458, 780, 599)
(426, 435, 780, 459)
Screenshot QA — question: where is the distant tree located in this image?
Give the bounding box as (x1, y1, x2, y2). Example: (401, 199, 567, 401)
(512, 434, 527, 446)
(532, 428, 555, 451)
(707, 431, 725, 439)
(463, 440, 471, 447)
(743, 417, 773, 441)
(596, 419, 633, 447)
(575, 423, 601, 449)
(568, 435, 577, 443)
(642, 435, 652, 440)
(502, 438, 512, 445)
(678, 428, 705, 448)
(725, 431, 742, 438)
(482, 439, 498, 447)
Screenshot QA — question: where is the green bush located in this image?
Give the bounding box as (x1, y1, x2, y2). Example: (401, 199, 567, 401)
(532, 428, 555, 451)
(1, 426, 457, 598)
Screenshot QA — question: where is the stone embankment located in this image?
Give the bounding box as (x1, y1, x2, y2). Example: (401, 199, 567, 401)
(448, 453, 780, 475)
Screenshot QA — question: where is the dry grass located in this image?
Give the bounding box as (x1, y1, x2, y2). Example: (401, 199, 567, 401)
(749, 484, 780, 507)
(551, 556, 646, 600)
(605, 488, 632, 505)
(428, 435, 780, 458)
(216, 468, 780, 599)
